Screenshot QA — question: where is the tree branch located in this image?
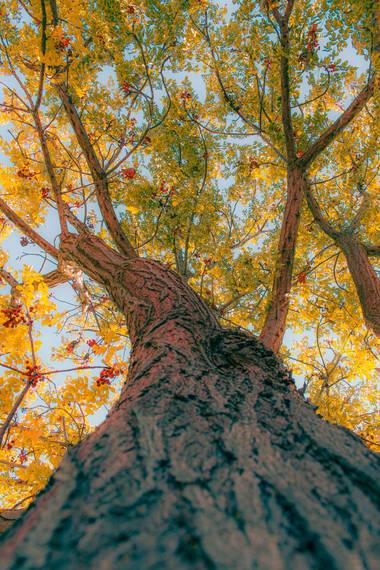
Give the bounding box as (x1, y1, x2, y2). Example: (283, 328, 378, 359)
(259, 167, 305, 352)
(0, 268, 21, 306)
(56, 84, 137, 258)
(337, 234, 380, 337)
(33, 110, 68, 235)
(365, 244, 380, 257)
(0, 383, 31, 448)
(0, 197, 59, 259)
(200, 14, 286, 161)
(299, 77, 375, 167)
(303, 181, 340, 240)
(277, 12, 296, 162)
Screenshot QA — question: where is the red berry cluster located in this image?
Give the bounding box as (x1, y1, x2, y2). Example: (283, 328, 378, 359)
(307, 24, 319, 52)
(66, 339, 80, 354)
(25, 362, 44, 387)
(59, 35, 71, 49)
(121, 82, 131, 95)
(263, 57, 272, 69)
(297, 262, 311, 284)
(20, 236, 31, 247)
(1, 306, 27, 328)
(159, 181, 171, 194)
(122, 167, 137, 180)
(95, 367, 118, 387)
(41, 187, 50, 198)
(19, 450, 28, 464)
(297, 271, 307, 284)
(87, 339, 98, 348)
(17, 165, 36, 179)
(151, 181, 177, 206)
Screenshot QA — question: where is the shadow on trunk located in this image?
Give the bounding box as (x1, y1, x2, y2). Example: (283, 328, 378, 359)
(0, 322, 379, 570)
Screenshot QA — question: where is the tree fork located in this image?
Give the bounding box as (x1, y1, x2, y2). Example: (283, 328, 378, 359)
(0, 252, 380, 569)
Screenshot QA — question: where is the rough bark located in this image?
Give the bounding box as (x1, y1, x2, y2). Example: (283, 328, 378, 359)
(304, 181, 380, 338)
(260, 168, 305, 353)
(1, 241, 380, 570)
(337, 234, 380, 337)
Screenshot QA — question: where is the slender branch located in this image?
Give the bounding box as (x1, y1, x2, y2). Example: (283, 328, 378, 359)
(0, 197, 59, 259)
(200, 15, 286, 161)
(42, 269, 68, 287)
(33, 111, 68, 235)
(56, 84, 136, 258)
(49, 0, 59, 25)
(299, 76, 375, 168)
(34, 0, 47, 111)
(0, 460, 27, 470)
(365, 244, 380, 257)
(285, 0, 296, 21)
(303, 181, 340, 240)
(0, 383, 31, 448)
(277, 11, 296, 162)
(0, 268, 21, 306)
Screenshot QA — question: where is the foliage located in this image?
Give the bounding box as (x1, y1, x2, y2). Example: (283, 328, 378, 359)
(0, 0, 379, 508)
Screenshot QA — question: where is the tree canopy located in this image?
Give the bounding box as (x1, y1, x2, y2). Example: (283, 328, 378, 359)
(0, 0, 379, 510)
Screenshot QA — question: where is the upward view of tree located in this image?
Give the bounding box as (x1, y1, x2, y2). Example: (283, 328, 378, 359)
(0, 0, 379, 567)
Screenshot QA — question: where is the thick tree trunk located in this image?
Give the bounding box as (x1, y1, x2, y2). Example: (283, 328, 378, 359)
(337, 234, 380, 337)
(260, 167, 305, 353)
(1, 235, 380, 570)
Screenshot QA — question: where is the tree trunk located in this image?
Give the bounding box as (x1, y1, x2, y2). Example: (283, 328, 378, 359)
(260, 167, 305, 353)
(1, 235, 380, 570)
(337, 234, 380, 337)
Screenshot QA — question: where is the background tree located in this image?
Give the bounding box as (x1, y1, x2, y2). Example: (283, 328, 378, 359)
(0, 0, 379, 567)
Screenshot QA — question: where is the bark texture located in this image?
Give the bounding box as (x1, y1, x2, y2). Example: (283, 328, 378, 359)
(260, 168, 305, 353)
(1, 245, 380, 570)
(337, 234, 380, 337)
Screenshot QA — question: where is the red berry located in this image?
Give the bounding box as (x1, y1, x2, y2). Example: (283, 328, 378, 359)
(59, 36, 71, 49)
(122, 167, 137, 179)
(19, 451, 27, 464)
(297, 271, 307, 284)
